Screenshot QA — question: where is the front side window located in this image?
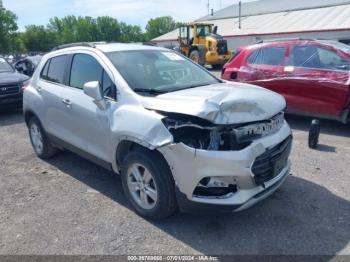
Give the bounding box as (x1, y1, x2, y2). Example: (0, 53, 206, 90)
(0, 58, 14, 73)
(247, 47, 286, 66)
(102, 71, 115, 98)
(317, 48, 350, 71)
(106, 50, 220, 95)
(44, 55, 67, 84)
(288, 45, 350, 70)
(69, 54, 115, 99)
(70, 54, 103, 89)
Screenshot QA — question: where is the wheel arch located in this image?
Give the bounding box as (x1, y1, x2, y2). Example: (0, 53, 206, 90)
(114, 139, 171, 174)
(24, 110, 38, 127)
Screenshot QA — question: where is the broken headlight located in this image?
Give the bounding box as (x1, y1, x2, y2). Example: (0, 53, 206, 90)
(161, 113, 250, 151)
(161, 112, 284, 151)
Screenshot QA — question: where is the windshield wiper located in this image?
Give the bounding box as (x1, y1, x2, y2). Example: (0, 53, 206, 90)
(133, 88, 168, 95)
(165, 82, 214, 93)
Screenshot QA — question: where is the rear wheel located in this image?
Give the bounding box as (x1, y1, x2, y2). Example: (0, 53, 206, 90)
(28, 117, 57, 159)
(212, 64, 223, 70)
(121, 148, 177, 220)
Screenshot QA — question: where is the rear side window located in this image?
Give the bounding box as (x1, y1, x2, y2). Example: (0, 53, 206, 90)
(247, 46, 286, 66)
(41, 55, 68, 84)
(70, 54, 103, 90)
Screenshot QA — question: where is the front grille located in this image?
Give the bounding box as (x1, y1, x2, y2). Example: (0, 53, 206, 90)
(217, 40, 228, 55)
(0, 84, 20, 96)
(252, 136, 292, 186)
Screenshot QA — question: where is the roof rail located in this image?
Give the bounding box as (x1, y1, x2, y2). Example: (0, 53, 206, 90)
(51, 42, 107, 51)
(255, 38, 316, 44)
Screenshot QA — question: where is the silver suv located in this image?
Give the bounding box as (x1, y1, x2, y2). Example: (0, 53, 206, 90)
(23, 42, 292, 219)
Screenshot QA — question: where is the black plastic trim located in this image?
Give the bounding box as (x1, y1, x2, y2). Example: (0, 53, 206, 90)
(47, 133, 113, 171)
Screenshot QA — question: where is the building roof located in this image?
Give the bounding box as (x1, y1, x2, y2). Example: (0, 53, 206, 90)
(198, 0, 350, 21)
(152, 0, 350, 42)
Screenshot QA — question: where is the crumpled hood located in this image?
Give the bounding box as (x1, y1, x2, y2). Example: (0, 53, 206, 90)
(141, 82, 286, 125)
(0, 71, 29, 84)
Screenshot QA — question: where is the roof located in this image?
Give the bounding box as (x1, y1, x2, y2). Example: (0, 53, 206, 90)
(198, 0, 350, 21)
(152, 2, 350, 42)
(50, 42, 167, 54)
(95, 43, 166, 52)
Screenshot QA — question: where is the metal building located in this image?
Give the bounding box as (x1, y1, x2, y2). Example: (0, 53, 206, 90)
(152, 0, 350, 50)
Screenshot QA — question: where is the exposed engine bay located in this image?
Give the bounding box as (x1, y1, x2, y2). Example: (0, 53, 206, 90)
(161, 111, 285, 151)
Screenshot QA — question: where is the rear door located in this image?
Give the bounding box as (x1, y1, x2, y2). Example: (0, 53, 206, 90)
(284, 44, 350, 117)
(241, 45, 289, 95)
(39, 55, 71, 139)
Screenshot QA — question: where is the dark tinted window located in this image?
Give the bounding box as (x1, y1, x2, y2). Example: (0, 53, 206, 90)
(45, 55, 67, 84)
(70, 54, 103, 89)
(247, 47, 286, 66)
(102, 71, 115, 99)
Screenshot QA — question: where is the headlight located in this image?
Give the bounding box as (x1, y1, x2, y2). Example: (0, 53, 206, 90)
(161, 115, 250, 151)
(21, 79, 31, 93)
(234, 112, 285, 142)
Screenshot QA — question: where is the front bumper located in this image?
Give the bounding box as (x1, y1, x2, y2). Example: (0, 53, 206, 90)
(159, 121, 292, 212)
(0, 93, 23, 109)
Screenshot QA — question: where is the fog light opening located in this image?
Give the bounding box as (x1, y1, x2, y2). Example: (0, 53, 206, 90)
(193, 177, 237, 199)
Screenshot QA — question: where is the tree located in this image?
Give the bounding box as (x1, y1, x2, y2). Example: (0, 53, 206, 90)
(21, 25, 58, 52)
(0, 8, 18, 53)
(96, 16, 121, 42)
(145, 16, 183, 41)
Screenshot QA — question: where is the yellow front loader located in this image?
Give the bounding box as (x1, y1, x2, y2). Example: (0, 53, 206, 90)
(177, 22, 233, 68)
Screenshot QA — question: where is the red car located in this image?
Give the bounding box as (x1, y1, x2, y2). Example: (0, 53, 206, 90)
(222, 39, 350, 123)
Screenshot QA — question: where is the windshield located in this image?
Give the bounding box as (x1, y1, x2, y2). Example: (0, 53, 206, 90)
(0, 58, 14, 73)
(106, 50, 220, 94)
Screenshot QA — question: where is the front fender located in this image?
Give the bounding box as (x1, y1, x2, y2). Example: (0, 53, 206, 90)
(110, 105, 173, 170)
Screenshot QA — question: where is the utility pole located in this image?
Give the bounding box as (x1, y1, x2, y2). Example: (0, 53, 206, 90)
(238, 0, 242, 29)
(207, 0, 210, 15)
(0, 0, 3, 9)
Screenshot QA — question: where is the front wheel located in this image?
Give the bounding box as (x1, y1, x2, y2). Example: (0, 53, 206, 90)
(189, 50, 204, 66)
(121, 148, 177, 220)
(212, 64, 223, 70)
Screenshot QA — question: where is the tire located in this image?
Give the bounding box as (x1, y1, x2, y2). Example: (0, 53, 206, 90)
(28, 116, 57, 159)
(121, 148, 177, 220)
(309, 119, 320, 149)
(212, 64, 223, 70)
(189, 50, 204, 66)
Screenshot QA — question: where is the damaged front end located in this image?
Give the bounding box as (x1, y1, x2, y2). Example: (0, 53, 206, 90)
(160, 111, 285, 152)
(158, 110, 291, 204)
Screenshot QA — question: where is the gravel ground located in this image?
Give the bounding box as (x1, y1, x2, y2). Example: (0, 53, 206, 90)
(0, 109, 349, 256)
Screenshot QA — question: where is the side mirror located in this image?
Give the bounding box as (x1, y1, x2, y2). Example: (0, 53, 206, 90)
(83, 81, 107, 109)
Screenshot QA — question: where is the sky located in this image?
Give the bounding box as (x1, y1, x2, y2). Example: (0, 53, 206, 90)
(4, 0, 249, 31)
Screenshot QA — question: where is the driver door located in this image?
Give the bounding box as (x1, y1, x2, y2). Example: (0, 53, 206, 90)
(62, 52, 117, 163)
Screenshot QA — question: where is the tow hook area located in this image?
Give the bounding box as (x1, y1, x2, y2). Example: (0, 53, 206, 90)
(193, 177, 238, 198)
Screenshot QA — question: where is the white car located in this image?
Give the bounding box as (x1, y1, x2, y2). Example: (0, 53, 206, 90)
(23, 42, 292, 219)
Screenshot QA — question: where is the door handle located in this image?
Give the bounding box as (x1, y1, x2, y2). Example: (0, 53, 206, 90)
(62, 99, 72, 107)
